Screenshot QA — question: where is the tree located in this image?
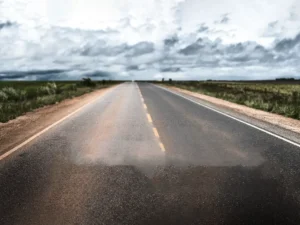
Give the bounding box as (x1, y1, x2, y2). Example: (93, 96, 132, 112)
(81, 77, 96, 87)
(169, 78, 173, 84)
(162, 78, 165, 83)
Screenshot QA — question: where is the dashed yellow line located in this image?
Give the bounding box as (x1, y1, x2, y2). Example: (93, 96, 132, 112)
(147, 113, 153, 123)
(137, 84, 166, 153)
(159, 142, 166, 152)
(153, 127, 160, 138)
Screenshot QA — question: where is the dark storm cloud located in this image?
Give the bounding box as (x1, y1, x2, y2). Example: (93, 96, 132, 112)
(20, 69, 67, 76)
(220, 14, 230, 24)
(198, 24, 209, 33)
(225, 43, 273, 62)
(126, 65, 139, 71)
(225, 43, 245, 54)
(80, 43, 129, 57)
(125, 42, 154, 57)
(0, 69, 113, 80)
(179, 40, 205, 55)
(0, 69, 66, 76)
(178, 37, 221, 55)
(275, 33, 300, 51)
(175, 37, 281, 68)
(80, 41, 154, 58)
(164, 35, 179, 47)
(225, 43, 275, 64)
(0, 74, 27, 80)
(160, 67, 181, 72)
(35, 74, 65, 81)
(0, 69, 67, 80)
(0, 21, 14, 30)
(86, 70, 112, 78)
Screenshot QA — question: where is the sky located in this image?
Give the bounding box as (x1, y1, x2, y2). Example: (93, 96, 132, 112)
(0, 0, 300, 80)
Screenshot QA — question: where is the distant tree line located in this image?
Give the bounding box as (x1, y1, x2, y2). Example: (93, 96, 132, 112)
(161, 78, 173, 84)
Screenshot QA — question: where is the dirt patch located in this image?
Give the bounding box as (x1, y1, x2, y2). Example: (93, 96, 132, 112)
(0, 86, 115, 155)
(166, 86, 300, 135)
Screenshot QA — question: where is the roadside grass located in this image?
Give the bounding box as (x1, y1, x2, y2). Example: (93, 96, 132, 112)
(0, 79, 120, 123)
(157, 80, 300, 120)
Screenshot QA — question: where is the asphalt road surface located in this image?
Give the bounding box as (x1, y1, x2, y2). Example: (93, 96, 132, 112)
(1, 82, 300, 225)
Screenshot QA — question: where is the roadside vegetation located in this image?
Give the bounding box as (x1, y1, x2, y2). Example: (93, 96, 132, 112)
(157, 79, 300, 120)
(0, 79, 119, 123)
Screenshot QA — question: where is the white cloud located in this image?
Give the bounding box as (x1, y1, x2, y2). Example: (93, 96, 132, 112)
(0, 0, 300, 80)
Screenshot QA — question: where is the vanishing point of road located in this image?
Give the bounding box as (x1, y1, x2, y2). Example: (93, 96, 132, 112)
(1, 82, 300, 225)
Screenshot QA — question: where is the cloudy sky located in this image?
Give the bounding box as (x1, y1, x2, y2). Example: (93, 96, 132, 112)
(0, 0, 300, 80)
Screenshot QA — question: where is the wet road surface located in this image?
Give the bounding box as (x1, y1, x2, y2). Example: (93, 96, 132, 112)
(1, 82, 300, 224)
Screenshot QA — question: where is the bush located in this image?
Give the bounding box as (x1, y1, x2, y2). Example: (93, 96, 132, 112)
(60, 84, 77, 91)
(167, 81, 300, 120)
(37, 83, 57, 96)
(0, 90, 8, 102)
(19, 90, 27, 101)
(81, 78, 96, 87)
(2, 87, 20, 101)
(25, 87, 39, 99)
(38, 86, 52, 95)
(37, 95, 57, 105)
(0, 80, 117, 123)
(47, 82, 57, 94)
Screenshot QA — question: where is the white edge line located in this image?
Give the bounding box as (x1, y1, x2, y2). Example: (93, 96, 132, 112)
(0, 85, 119, 161)
(154, 84, 300, 149)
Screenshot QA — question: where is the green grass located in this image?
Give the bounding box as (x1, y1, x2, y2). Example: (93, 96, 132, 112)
(0, 79, 121, 123)
(157, 80, 300, 120)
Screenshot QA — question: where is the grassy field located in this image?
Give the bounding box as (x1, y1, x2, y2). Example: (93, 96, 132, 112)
(0, 79, 120, 123)
(157, 80, 300, 120)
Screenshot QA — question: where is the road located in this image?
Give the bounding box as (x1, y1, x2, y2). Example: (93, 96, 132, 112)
(1, 82, 300, 225)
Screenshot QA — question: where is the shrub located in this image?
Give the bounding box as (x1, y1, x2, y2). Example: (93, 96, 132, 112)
(38, 86, 51, 95)
(2, 87, 20, 101)
(168, 81, 300, 120)
(37, 95, 57, 105)
(47, 82, 57, 94)
(25, 87, 39, 99)
(0, 90, 8, 102)
(61, 84, 77, 91)
(37, 83, 57, 96)
(19, 90, 27, 101)
(81, 78, 96, 87)
(0, 80, 116, 123)
(292, 91, 299, 103)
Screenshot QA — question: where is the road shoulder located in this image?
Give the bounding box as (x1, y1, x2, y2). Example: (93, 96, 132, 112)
(0, 86, 115, 156)
(159, 84, 300, 145)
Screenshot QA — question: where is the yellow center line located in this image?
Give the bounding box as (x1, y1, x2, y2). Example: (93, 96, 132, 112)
(137, 84, 166, 153)
(153, 127, 160, 138)
(147, 113, 153, 123)
(159, 143, 166, 152)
